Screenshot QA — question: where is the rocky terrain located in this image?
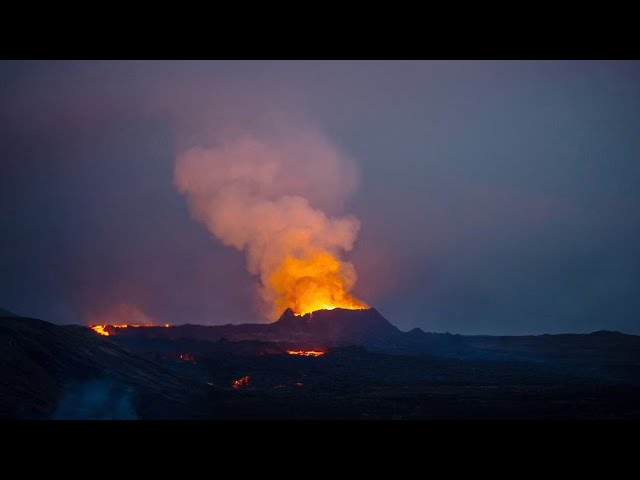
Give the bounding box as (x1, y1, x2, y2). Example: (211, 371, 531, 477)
(2, 307, 640, 419)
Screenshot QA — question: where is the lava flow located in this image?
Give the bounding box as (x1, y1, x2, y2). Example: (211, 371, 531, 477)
(286, 350, 325, 357)
(232, 376, 251, 390)
(90, 325, 110, 336)
(89, 324, 171, 336)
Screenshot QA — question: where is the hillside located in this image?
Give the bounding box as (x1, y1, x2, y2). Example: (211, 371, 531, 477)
(3, 309, 640, 419)
(0, 316, 203, 419)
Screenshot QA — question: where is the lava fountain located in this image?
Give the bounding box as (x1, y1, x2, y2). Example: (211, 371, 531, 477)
(271, 252, 368, 316)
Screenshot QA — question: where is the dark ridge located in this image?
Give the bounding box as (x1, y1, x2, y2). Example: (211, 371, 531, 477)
(3, 310, 640, 420)
(0, 316, 204, 419)
(272, 307, 401, 345)
(589, 330, 626, 337)
(0, 307, 18, 317)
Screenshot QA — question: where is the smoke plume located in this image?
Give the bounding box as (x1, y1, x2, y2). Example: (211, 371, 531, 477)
(175, 125, 367, 319)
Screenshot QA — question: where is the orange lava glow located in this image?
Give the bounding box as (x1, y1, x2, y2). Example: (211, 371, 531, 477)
(90, 325, 110, 336)
(232, 376, 251, 390)
(269, 251, 368, 317)
(286, 350, 325, 357)
(89, 324, 171, 336)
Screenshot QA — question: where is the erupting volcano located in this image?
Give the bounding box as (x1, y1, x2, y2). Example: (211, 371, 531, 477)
(175, 126, 369, 319)
(271, 252, 368, 316)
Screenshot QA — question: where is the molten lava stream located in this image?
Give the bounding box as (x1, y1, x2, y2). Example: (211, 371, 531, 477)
(232, 376, 251, 390)
(286, 350, 325, 357)
(89, 323, 172, 336)
(90, 325, 109, 336)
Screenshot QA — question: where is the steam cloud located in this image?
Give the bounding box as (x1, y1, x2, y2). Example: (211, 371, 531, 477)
(175, 125, 365, 319)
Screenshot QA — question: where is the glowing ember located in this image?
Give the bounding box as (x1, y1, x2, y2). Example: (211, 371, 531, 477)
(286, 350, 325, 357)
(232, 376, 251, 390)
(179, 353, 196, 362)
(270, 252, 368, 317)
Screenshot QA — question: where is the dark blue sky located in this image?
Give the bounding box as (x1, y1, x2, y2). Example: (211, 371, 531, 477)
(2, 60, 640, 334)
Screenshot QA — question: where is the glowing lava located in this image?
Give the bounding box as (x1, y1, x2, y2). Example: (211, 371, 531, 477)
(89, 324, 171, 336)
(286, 350, 325, 357)
(232, 376, 251, 390)
(270, 251, 368, 317)
(90, 325, 110, 336)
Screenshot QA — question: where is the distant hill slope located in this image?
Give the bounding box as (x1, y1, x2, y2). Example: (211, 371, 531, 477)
(107, 307, 640, 362)
(0, 316, 201, 419)
(104, 307, 401, 346)
(0, 307, 17, 317)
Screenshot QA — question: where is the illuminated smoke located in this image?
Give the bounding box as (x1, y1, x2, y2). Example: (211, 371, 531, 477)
(174, 125, 368, 319)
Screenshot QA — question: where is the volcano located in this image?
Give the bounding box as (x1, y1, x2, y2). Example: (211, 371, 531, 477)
(272, 308, 401, 345)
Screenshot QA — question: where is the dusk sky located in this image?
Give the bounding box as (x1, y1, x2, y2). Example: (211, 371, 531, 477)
(2, 60, 640, 335)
